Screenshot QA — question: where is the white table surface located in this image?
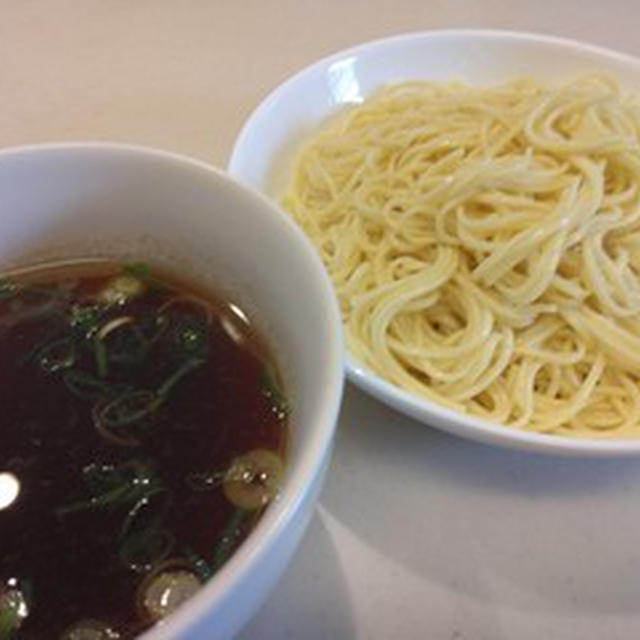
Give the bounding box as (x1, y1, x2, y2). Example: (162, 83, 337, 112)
(3, 2, 640, 639)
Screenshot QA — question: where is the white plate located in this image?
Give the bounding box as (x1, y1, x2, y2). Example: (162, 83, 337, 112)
(229, 29, 640, 456)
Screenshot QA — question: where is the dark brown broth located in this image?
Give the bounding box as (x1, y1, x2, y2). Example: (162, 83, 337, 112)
(0, 261, 288, 638)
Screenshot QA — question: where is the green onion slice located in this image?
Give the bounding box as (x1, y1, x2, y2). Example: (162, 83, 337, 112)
(223, 449, 284, 511)
(261, 366, 289, 419)
(0, 277, 16, 300)
(137, 565, 202, 623)
(62, 370, 116, 400)
(60, 619, 120, 640)
(38, 336, 76, 373)
(212, 508, 249, 570)
(0, 586, 29, 637)
(119, 528, 175, 574)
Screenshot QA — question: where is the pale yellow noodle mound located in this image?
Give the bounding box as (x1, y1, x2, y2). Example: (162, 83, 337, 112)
(282, 75, 640, 437)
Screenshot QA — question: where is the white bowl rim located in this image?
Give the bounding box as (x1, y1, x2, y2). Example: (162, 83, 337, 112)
(230, 27, 640, 173)
(0, 141, 346, 636)
(229, 29, 640, 457)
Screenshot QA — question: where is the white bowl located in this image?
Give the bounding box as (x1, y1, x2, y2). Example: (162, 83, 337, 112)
(0, 143, 344, 638)
(229, 29, 640, 457)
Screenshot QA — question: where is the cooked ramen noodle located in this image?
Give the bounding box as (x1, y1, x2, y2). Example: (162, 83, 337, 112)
(282, 74, 640, 437)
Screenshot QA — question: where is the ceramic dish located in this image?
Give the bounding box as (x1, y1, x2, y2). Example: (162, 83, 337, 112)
(0, 143, 344, 638)
(229, 29, 640, 456)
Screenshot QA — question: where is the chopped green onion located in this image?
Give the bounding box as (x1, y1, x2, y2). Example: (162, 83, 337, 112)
(90, 357, 204, 446)
(62, 370, 116, 400)
(120, 487, 171, 540)
(95, 390, 158, 429)
(0, 277, 16, 300)
(185, 470, 226, 492)
(55, 482, 131, 517)
(82, 462, 122, 493)
(223, 449, 284, 510)
(69, 302, 105, 338)
(38, 336, 76, 373)
(99, 275, 145, 305)
(261, 366, 289, 419)
(18, 324, 67, 368)
(107, 326, 149, 365)
(94, 337, 109, 378)
(90, 358, 204, 447)
(0, 604, 19, 637)
(212, 508, 248, 571)
(149, 313, 169, 344)
(182, 547, 213, 582)
(91, 316, 152, 373)
(123, 262, 151, 280)
(96, 316, 134, 341)
(4, 285, 63, 325)
(60, 618, 120, 640)
(57, 459, 162, 516)
(173, 316, 209, 358)
(119, 528, 175, 574)
(156, 358, 205, 398)
(138, 567, 201, 622)
(0, 587, 29, 637)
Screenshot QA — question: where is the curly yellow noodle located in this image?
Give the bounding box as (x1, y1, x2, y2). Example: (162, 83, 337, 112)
(282, 73, 640, 437)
